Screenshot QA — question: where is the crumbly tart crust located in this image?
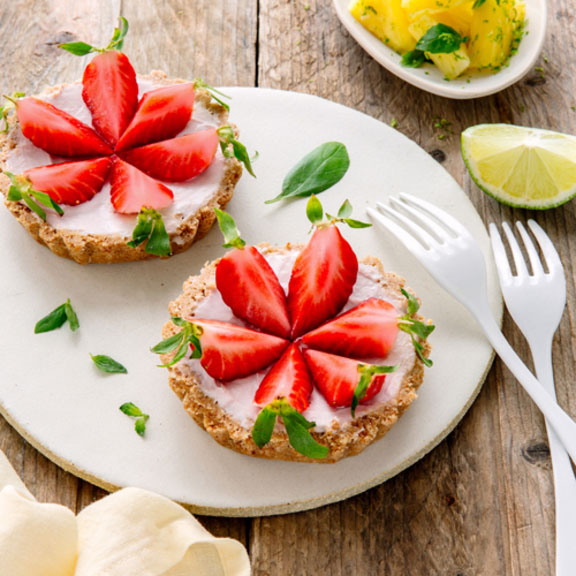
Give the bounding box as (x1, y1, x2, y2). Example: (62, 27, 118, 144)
(162, 244, 432, 464)
(0, 72, 243, 264)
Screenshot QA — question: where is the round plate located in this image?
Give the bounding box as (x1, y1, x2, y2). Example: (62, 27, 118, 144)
(0, 88, 501, 516)
(332, 0, 547, 99)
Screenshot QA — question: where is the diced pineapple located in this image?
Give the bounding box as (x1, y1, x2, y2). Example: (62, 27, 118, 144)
(350, 0, 416, 53)
(468, 0, 524, 71)
(408, 12, 471, 78)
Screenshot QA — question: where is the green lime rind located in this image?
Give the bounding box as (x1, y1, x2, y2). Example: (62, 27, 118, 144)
(461, 125, 576, 210)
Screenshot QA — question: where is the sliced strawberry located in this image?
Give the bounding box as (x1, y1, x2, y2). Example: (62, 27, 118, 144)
(118, 129, 219, 182)
(24, 157, 112, 206)
(16, 98, 113, 157)
(82, 51, 138, 146)
(192, 319, 289, 381)
(288, 225, 358, 339)
(302, 298, 399, 359)
(115, 83, 196, 151)
(215, 246, 291, 339)
(254, 344, 313, 412)
(110, 158, 173, 214)
(303, 349, 386, 408)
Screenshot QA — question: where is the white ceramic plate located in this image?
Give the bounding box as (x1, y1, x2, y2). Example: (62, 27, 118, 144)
(332, 0, 547, 99)
(0, 88, 501, 516)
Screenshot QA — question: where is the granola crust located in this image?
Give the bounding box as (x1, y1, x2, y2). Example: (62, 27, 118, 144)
(162, 244, 431, 464)
(0, 72, 242, 265)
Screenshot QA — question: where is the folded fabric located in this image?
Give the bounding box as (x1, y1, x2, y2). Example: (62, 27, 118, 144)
(0, 451, 250, 576)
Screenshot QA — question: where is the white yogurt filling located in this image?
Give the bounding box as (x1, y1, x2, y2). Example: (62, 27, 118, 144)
(181, 250, 417, 432)
(5, 80, 227, 236)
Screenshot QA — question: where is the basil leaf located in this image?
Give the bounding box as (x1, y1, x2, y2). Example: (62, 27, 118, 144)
(266, 142, 350, 203)
(194, 78, 231, 112)
(120, 402, 150, 437)
(90, 354, 127, 374)
(30, 190, 64, 216)
(416, 24, 465, 55)
(23, 194, 46, 221)
(281, 406, 329, 460)
(306, 195, 323, 225)
(217, 126, 256, 177)
(151, 332, 185, 354)
(401, 288, 420, 316)
(59, 41, 96, 56)
(401, 49, 429, 68)
(64, 298, 79, 331)
(107, 17, 129, 51)
(214, 208, 246, 249)
(34, 304, 67, 334)
(252, 406, 277, 448)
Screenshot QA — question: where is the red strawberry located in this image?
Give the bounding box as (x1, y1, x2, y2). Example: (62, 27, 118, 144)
(303, 349, 386, 408)
(82, 51, 138, 146)
(110, 158, 173, 214)
(254, 343, 313, 412)
(215, 246, 291, 339)
(302, 298, 399, 359)
(119, 129, 219, 182)
(288, 225, 358, 339)
(115, 83, 196, 151)
(193, 319, 289, 381)
(24, 157, 112, 206)
(16, 98, 113, 157)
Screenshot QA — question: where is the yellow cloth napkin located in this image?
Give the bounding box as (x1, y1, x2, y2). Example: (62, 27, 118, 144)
(0, 452, 250, 576)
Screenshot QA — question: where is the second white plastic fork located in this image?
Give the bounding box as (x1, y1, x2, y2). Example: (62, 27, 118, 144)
(490, 221, 576, 576)
(366, 194, 576, 464)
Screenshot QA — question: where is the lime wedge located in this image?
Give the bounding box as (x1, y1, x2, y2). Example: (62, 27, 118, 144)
(462, 124, 576, 209)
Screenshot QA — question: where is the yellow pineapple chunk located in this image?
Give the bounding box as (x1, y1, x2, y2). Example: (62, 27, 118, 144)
(468, 0, 525, 70)
(350, 0, 416, 53)
(402, 0, 471, 13)
(408, 12, 471, 79)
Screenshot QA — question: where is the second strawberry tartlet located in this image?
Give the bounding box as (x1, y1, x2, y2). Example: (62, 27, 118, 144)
(155, 199, 434, 463)
(0, 19, 249, 264)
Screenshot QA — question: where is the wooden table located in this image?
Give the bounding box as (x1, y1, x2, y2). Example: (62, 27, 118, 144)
(1, 1, 574, 574)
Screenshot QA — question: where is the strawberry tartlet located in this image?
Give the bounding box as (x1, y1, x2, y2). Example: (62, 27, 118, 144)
(155, 202, 433, 463)
(0, 19, 245, 264)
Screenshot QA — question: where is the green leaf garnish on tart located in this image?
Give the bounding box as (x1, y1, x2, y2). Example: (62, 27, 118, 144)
(398, 288, 435, 367)
(217, 125, 256, 177)
(151, 318, 203, 367)
(127, 208, 172, 257)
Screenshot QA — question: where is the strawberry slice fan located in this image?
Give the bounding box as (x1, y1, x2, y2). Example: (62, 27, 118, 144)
(153, 198, 435, 461)
(2, 17, 252, 257)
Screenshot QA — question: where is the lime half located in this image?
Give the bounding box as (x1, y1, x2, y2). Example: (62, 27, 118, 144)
(462, 124, 576, 209)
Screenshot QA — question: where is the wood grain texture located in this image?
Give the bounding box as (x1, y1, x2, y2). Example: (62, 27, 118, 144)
(1, 0, 575, 574)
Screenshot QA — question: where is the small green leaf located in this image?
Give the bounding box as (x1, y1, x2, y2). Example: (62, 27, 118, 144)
(266, 142, 350, 203)
(134, 416, 149, 437)
(30, 190, 64, 216)
(214, 208, 246, 249)
(4, 171, 63, 220)
(281, 405, 329, 459)
(306, 195, 323, 225)
(473, 0, 487, 7)
(90, 354, 127, 374)
(22, 194, 46, 221)
(120, 402, 144, 418)
(401, 288, 420, 315)
(401, 50, 429, 68)
(194, 78, 231, 111)
(343, 218, 371, 229)
(398, 290, 435, 367)
(150, 331, 185, 354)
(127, 208, 172, 257)
(351, 364, 397, 417)
(120, 402, 149, 436)
(107, 17, 129, 51)
(217, 126, 256, 177)
(337, 199, 353, 219)
(64, 298, 79, 331)
(252, 406, 278, 448)
(34, 304, 67, 334)
(59, 41, 96, 56)
(416, 24, 465, 55)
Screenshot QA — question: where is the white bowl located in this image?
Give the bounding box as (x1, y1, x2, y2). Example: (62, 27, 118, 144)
(332, 0, 547, 99)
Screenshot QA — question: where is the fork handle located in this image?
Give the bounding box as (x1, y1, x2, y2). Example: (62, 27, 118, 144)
(531, 347, 576, 576)
(474, 311, 576, 466)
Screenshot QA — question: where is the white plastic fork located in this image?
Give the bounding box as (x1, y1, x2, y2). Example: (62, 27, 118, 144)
(366, 193, 576, 464)
(490, 221, 576, 576)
